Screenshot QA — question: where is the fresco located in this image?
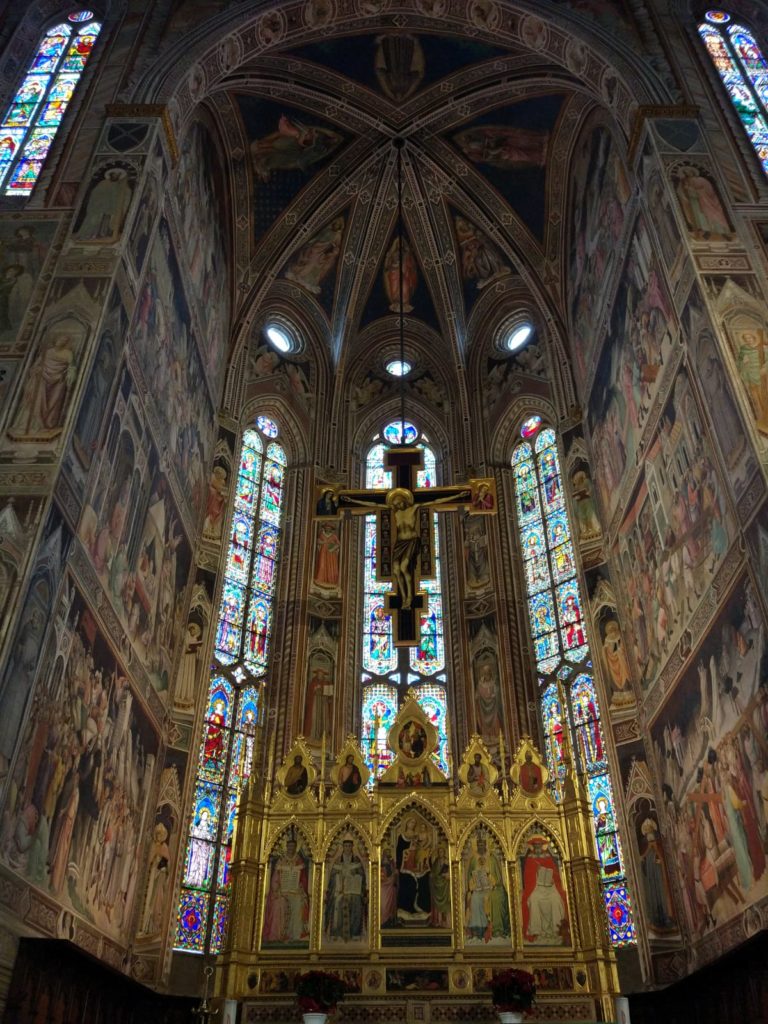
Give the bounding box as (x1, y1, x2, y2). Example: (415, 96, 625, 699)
(670, 161, 734, 243)
(0, 503, 72, 779)
(173, 570, 214, 714)
(130, 217, 215, 518)
(0, 581, 159, 942)
(0, 495, 44, 646)
(68, 285, 126, 486)
(615, 370, 733, 687)
(73, 159, 138, 244)
(0, 220, 58, 347)
(283, 214, 345, 311)
(289, 33, 511, 99)
(136, 747, 187, 943)
(454, 212, 511, 311)
(587, 215, 677, 524)
(202, 427, 235, 545)
(236, 97, 345, 238)
(652, 577, 768, 939)
(175, 119, 230, 401)
(128, 172, 159, 277)
(451, 95, 566, 239)
(683, 284, 757, 500)
(568, 121, 631, 388)
(78, 368, 192, 695)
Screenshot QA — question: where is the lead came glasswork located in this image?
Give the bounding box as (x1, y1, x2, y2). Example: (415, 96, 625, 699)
(361, 422, 451, 781)
(699, 14, 768, 175)
(176, 417, 285, 953)
(0, 14, 101, 194)
(512, 417, 635, 946)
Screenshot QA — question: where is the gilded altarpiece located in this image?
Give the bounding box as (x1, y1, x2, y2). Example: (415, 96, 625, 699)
(218, 698, 619, 1021)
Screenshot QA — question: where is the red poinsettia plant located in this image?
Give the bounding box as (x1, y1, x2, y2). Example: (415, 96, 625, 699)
(296, 970, 348, 1013)
(489, 968, 536, 1013)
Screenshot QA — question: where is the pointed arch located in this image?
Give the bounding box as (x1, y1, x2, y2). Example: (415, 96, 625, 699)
(174, 413, 289, 955)
(698, 10, 768, 176)
(508, 413, 635, 947)
(0, 10, 102, 195)
(358, 418, 451, 781)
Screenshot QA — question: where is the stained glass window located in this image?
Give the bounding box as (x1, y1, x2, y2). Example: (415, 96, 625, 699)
(360, 421, 449, 780)
(512, 417, 635, 947)
(0, 12, 101, 196)
(699, 12, 768, 175)
(175, 418, 286, 954)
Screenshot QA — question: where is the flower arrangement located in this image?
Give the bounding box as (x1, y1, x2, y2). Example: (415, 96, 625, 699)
(489, 968, 536, 1013)
(296, 970, 348, 1013)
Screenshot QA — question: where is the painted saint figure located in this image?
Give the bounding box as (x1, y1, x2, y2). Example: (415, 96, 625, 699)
(262, 836, 311, 945)
(521, 835, 569, 945)
(324, 837, 367, 942)
(465, 834, 510, 942)
(383, 236, 418, 313)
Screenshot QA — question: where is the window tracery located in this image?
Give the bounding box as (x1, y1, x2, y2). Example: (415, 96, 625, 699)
(0, 11, 101, 195)
(699, 10, 768, 175)
(175, 417, 285, 954)
(360, 420, 449, 779)
(512, 420, 635, 946)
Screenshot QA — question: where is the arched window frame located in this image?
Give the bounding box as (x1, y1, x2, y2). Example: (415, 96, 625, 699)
(174, 416, 286, 955)
(359, 419, 450, 780)
(0, 10, 103, 198)
(697, 9, 768, 176)
(511, 418, 636, 947)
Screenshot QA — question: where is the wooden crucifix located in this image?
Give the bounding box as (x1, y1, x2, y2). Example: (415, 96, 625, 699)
(315, 447, 496, 647)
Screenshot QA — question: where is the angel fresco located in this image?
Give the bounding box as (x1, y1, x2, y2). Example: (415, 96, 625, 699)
(250, 114, 343, 182)
(454, 125, 549, 170)
(285, 216, 344, 295)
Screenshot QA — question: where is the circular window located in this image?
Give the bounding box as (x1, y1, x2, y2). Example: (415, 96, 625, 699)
(506, 321, 534, 352)
(386, 359, 411, 377)
(520, 415, 542, 439)
(704, 9, 730, 23)
(69, 10, 95, 21)
(265, 323, 293, 353)
(256, 416, 279, 438)
(383, 420, 418, 446)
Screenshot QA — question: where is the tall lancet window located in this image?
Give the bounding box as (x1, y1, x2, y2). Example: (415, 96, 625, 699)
(175, 416, 286, 954)
(0, 11, 101, 195)
(512, 418, 635, 947)
(699, 11, 768, 175)
(360, 420, 449, 780)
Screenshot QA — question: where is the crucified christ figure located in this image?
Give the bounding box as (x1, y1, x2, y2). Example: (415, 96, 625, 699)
(343, 486, 469, 610)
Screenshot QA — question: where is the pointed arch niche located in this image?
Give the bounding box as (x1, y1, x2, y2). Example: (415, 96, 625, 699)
(174, 415, 287, 955)
(698, 10, 768, 175)
(510, 416, 635, 947)
(359, 419, 450, 781)
(0, 10, 102, 195)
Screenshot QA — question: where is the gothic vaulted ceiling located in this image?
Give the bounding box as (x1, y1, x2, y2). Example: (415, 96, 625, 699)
(200, 29, 591, 367)
(162, 1, 672, 375)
